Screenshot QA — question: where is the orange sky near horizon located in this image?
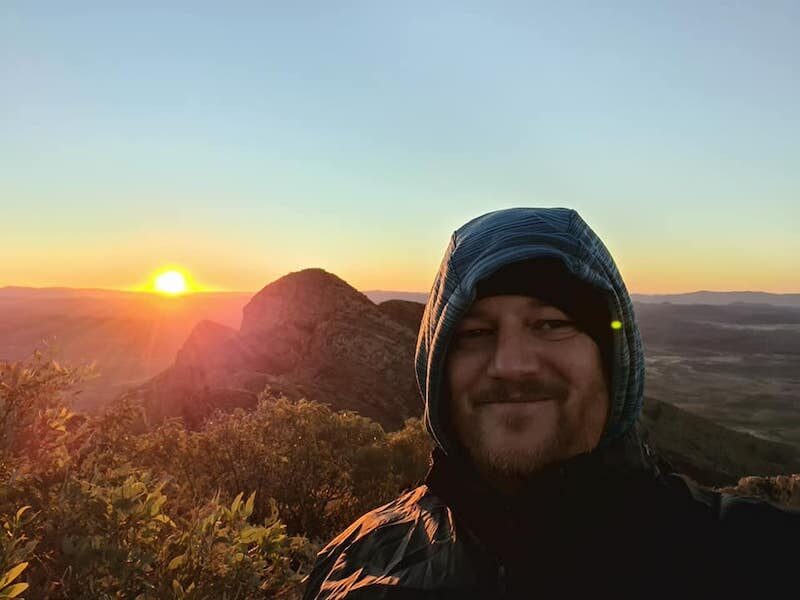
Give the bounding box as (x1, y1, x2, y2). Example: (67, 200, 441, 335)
(4, 198, 798, 296)
(3, 250, 798, 296)
(3, 216, 799, 295)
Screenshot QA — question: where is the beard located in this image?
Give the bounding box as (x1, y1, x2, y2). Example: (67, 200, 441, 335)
(451, 379, 574, 485)
(462, 403, 569, 480)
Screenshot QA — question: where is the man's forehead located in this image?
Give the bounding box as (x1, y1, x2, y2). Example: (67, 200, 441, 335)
(462, 295, 564, 320)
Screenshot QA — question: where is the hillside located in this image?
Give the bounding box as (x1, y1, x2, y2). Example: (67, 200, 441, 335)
(640, 398, 800, 486)
(637, 302, 800, 447)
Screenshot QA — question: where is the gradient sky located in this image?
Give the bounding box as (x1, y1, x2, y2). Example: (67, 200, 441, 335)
(2, 1, 798, 294)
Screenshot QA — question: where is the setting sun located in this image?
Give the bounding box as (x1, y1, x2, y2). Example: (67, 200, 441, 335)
(154, 270, 188, 295)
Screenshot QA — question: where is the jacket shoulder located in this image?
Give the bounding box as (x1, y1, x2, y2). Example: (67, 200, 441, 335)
(665, 471, 800, 564)
(302, 485, 481, 600)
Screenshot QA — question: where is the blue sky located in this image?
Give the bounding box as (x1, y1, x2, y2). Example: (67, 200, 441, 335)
(2, 1, 798, 292)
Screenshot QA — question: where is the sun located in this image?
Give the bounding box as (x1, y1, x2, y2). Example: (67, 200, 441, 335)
(154, 270, 188, 295)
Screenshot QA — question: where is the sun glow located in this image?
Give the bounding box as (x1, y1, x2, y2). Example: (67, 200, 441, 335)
(154, 270, 188, 295)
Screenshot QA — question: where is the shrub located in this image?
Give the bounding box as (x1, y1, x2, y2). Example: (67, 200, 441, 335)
(721, 475, 800, 507)
(0, 351, 433, 597)
(138, 391, 432, 543)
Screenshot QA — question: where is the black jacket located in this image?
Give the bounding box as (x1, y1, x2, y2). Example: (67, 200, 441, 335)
(303, 432, 800, 599)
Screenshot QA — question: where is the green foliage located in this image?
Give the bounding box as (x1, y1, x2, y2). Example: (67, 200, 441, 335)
(53, 471, 175, 598)
(0, 349, 89, 477)
(721, 474, 800, 507)
(163, 491, 312, 599)
(45, 473, 309, 599)
(0, 561, 29, 599)
(0, 507, 36, 599)
(139, 390, 432, 541)
(0, 506, 36, 568)
(0, 351, 433, 597)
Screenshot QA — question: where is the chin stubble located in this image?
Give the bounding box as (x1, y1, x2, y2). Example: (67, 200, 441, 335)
(467, 406, 568, 478)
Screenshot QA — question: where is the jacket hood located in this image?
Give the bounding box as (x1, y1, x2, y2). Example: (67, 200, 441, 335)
(414, 207, 645, 457)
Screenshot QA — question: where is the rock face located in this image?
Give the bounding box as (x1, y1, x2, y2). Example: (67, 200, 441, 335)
(137, 269, 422, 430)
(377, 300, 425, 334)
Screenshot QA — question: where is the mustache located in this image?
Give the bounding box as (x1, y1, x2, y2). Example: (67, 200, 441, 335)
(471, 380, 567, 405)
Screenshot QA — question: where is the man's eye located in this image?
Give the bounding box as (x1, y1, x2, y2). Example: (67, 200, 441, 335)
(456, 328, 493, 339)
(537, 319, 576, 330)
(534, 319, 580, 339)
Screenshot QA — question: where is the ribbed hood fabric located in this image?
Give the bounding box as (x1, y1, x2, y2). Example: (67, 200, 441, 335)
(414, 207, 645, 457)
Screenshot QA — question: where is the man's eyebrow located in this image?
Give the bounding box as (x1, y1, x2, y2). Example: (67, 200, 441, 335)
(459, 310, 490, 321)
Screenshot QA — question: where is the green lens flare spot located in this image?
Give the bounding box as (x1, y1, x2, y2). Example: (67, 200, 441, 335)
(610, 320, 623, 330)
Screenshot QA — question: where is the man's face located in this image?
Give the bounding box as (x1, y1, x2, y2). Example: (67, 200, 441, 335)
(445, 294, 610, 486)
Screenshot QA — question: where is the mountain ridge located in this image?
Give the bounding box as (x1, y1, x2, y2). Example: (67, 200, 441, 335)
(5, 286, 799, 308)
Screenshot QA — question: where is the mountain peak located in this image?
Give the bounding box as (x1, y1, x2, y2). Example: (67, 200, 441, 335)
(240, 268, 373, 339)
(139, 268, 422, 429)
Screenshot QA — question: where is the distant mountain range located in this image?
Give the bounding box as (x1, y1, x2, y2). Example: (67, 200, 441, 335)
(366, 290, 800, 307)
(631, 291, 800, 307)
(5, 286, 799, 308)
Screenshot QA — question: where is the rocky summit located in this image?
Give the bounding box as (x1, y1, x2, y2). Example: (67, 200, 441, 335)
(135, 269, 422, 430)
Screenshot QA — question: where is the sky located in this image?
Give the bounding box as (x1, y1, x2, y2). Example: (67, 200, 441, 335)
(2, 1, 799, 294)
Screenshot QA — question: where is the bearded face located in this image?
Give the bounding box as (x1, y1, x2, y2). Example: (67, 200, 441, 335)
(444, 295, 610, 488)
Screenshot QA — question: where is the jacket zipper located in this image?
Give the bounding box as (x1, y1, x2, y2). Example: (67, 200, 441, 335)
(496, 564, 507, 598)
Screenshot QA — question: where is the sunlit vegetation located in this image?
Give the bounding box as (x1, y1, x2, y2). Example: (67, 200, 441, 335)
(0, 350, 433, 598)
(721, 475, 800, 507)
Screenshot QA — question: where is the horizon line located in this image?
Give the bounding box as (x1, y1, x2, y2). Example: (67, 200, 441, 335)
(2, 284, 800, 297)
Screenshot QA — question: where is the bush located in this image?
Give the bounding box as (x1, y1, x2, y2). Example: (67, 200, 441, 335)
(720, 475, 800, 507)
(136, 389, 432, 542)
(0, 351, 433, 597)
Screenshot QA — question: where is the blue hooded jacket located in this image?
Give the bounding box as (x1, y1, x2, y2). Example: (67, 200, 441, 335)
(415, 207, 644, 456)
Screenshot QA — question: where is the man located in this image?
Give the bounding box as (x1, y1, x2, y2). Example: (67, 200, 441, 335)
(303, 207, 799, 599)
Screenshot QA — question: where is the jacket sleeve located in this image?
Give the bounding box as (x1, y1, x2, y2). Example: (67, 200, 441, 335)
(301, 546, 339, 600)
(665, 473, 799, 592)
(302, 488, 485, 600)
(302, 544, 478, 600)
(716, 491, 800, 593)
(718, 493, 800, 546)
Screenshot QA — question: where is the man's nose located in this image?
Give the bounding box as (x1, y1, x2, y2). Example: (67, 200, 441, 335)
(485, 329, 544, 380)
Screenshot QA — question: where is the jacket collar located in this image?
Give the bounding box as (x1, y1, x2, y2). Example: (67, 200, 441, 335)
(423, 426, 658, 561)
(426, 425, 655, 498)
